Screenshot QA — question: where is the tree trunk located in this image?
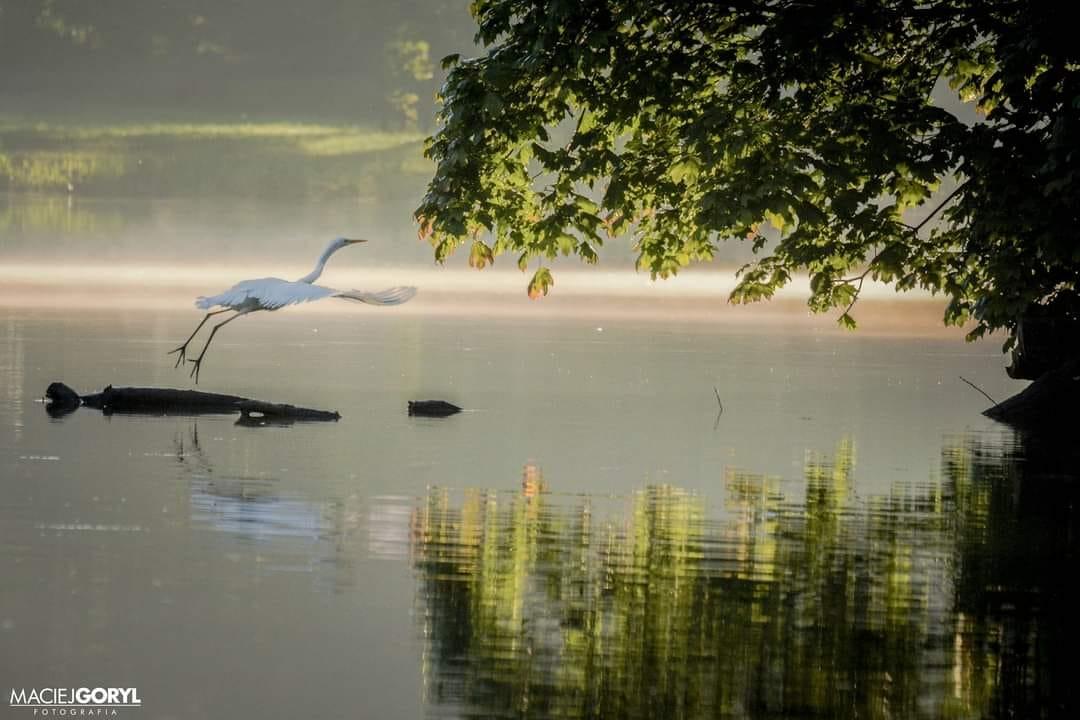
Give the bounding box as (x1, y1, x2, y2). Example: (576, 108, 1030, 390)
(1006, 309, 1080, 380)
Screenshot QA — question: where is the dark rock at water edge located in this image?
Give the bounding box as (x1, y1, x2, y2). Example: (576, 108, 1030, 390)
(984, 360, 1080, 429)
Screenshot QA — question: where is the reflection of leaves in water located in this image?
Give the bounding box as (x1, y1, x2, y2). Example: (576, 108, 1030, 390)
(412, 437, 1078, 720)
(947, 433, 1080, 719)
(0, 193, 127, 235)
(0, 149, 127, 189)
(0, 121, 428, 200)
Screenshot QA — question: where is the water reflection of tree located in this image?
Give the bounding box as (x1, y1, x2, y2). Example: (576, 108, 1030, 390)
(947, 434, 1079, 719)
(411, 438, 1077, 719)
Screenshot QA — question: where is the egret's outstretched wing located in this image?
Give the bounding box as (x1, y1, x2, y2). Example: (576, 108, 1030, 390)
(196, 278, 337, 310)
(334, 286, 418, 306)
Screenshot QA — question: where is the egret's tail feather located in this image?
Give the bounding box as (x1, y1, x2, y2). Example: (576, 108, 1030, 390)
(336, 286, 417, 306)
(195, 296, 215, 310)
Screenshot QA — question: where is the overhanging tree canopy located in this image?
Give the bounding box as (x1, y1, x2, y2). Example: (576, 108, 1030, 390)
(416, 0, 1079, 343)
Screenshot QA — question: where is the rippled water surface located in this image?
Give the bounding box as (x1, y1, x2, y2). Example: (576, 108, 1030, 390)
(1, 302, 1076, 719)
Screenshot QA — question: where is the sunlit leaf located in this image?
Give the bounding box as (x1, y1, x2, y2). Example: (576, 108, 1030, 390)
(527, 266, 554, 299)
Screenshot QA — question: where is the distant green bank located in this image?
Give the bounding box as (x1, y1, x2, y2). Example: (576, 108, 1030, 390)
(0, 119, 428, 200)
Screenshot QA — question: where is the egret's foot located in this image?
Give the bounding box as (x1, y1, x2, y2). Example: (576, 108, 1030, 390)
(167, 345, 188, 368)
(187, 357, 205, 384)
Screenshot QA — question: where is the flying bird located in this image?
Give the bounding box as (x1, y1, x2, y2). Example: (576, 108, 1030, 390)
(169, 237, 416, 382)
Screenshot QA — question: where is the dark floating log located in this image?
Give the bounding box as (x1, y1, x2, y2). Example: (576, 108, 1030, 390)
(45, 382, 340, 421)
(984, 359, 1080, 428)
(46, 382, 81, 410)
(80, 386, 248, 414)
(408, 400, 462, 418)
(234, 414, 302, 428)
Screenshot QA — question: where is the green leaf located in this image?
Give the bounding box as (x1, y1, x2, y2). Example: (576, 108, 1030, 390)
(668, 158, 701, 184)
(579, 242, 598, 264)
(468, 241, 495, 269)
(573, 194, 599, 214)
(527, 267, 554, 299)
(482, 92, 504, 114)
(763, 209, 786, 232)
(603, 177, 627, 208)
(832, 283, 856, 307)
(434, 238, 455, 265)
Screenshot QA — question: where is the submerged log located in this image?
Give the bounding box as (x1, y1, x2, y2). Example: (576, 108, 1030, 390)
(45, 382, 341, 421)
(408, 400, 462, 418)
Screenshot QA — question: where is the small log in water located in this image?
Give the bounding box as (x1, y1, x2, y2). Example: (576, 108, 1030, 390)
(408, 400, 462, 418)
(45, 382, 341, 421)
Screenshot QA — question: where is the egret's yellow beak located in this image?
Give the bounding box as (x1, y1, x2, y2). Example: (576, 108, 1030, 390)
(344, 238, 368, 245)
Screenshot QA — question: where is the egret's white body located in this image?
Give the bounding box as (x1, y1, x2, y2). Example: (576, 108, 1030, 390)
(196, 276, 417, 312)
(170, 237, 416, 382)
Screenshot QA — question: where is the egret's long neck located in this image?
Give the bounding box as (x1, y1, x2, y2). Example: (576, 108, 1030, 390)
(297, 243, 342, 284)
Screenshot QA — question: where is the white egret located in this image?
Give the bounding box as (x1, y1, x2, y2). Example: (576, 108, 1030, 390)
(169, 237, 416, 382)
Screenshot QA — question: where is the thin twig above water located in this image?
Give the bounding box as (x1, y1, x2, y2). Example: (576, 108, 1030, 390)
(959, 375, 999, 408)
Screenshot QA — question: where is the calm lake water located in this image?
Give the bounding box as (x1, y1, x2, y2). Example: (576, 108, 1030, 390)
(1, 303, 1076, 720)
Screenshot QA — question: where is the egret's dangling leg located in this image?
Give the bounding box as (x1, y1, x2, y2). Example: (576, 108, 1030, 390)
(168, 309, 232, 367)
(187, 310, 252, 384)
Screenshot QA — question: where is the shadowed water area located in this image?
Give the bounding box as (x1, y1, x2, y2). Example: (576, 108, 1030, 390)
(1, 193, 1077, 719)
